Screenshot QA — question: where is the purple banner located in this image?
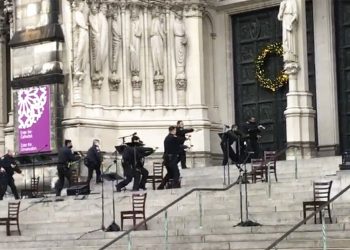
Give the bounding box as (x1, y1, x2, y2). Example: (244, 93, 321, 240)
(18, 85, 51, 154)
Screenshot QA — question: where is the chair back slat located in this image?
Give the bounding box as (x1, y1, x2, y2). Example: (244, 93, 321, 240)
(71, 170, 79, 184)
(31, 177, 40, 191)
(251, 158, 264, 168)
(8, 202, 20, 218)
(313, 181, 332, 202)
(132, 193, 147, 212)
(153, 162, 163, 177)
(264, 151, 276, 161)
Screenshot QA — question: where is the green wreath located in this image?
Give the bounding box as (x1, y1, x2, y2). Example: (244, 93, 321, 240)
(255, 42, 288, 92)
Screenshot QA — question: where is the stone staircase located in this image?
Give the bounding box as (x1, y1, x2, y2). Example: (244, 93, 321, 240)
(1, 156, 350, 250)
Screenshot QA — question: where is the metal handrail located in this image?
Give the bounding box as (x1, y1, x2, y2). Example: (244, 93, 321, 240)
(99, 182, 238, 250)
(261, 144, 300, 166)
(265, 183, 350, 249)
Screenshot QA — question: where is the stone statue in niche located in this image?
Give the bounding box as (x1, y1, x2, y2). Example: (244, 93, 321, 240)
(174, 10, 187, 89)
(109, 8, 122, 90)
(72, 1, 88, 77)
(130, 5, 142, 82)
(99, 3, 109, 67)
(39, 0, 50, 27)
(278, 0, 298, 63)
(150, 6, 166, 82)
(89, 2, 102, 83)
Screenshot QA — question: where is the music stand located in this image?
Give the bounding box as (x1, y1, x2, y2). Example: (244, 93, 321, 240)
(102, 173, 124, 232)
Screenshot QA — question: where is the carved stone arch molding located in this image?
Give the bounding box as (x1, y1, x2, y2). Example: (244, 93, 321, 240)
(202, 7, 218, 120)
(203, 10, 216, 39)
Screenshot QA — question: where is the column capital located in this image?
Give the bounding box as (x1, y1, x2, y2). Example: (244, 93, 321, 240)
(184, 2, 206, 18)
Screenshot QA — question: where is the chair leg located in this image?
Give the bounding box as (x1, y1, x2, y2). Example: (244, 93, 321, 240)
(152, 180, 155, 191)
(6, 220, 10, 236)
(144, 215, 148, 230)
(121, 217, 124, 231)
(328, 205, 332, 224)
(303, 206, 306, 224)
(17, 220, 21, 236)
(133, 217, 136, 229)
(274, 169, 278, 182)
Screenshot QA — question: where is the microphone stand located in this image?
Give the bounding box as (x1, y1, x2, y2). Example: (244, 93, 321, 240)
(77, 163, 106, 240)
(234, 151, 262, 227)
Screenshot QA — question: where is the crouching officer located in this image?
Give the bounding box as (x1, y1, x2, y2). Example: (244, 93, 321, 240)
(0, 150, 22, 200)
(116, 136, 154, 192)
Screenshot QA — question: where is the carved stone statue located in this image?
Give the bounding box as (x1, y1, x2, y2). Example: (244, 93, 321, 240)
(150, 6, 165, 78)
(174, 10, 187, 83)
(89, 2, 102, 81)
(99, 3, 109, 67)
(72, 1, 88, 76)
(109, 9, 122, 90)
(130, 5, 142, 78)
(39, 0, 50, 27)
(278, 0, 298, 63)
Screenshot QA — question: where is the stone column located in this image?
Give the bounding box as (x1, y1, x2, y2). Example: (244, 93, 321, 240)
(0, 20, 7, 154)
(165, 2, 172, 106)
(281, 0, 316, 159)
(70, 0, 88, 104)
(108, 5, 121, 106)
(313, 0, 339, 155)
(121, 2, 127, 106)
(130, 5, 143, 107)
(182, 3, 205, 107)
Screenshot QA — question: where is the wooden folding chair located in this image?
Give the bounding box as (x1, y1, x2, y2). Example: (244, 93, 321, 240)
(0, 201, 21, 236)
(146, 162, 164, 190)
(21, 177, 40, 199)
(250, 158, 266, 183)
(303, 181, 333, 224)
(264, 151, 278, 182)
(120, 193, 147, 231)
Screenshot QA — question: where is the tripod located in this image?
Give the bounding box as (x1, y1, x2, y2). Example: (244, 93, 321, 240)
(234, 151, 262, 227)
(77, 163, 111, 239)
(103, 173, 123, 232)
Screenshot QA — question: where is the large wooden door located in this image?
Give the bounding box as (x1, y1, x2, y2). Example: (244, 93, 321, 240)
(232, 7, 286, 152)
(232, 3, 316, 153)
(335, 0, 350, 151)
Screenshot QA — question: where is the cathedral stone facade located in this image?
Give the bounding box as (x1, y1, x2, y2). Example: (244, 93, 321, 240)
(0, 0, 347, 167)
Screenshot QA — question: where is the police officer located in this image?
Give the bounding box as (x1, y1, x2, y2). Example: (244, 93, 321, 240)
(158, 126, 185, 189)
(242, 117, 264, 158)
(116, 136, 153, 192)
(0, 150, 21, 200)
(176, 120, 194, 169)
(86, 139, 102, 184)
(56, 140, 81, 196)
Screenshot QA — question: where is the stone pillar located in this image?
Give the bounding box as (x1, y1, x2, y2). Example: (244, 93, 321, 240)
(0, 21, 7, 154)
(70, 0, 88, 104)
(143, 6, 150, 106)
(183, 3, 205, 107)
(154, 78, 164, 106)
(282, 0, 316, 159)
(130, 5, 143, 107)
(165, 3, 172, 106)
(121, 2, 127, 107)
(109, 80, 119, 106)
(313, 0, 339, 155)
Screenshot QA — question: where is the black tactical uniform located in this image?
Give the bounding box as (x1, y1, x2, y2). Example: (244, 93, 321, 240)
(56, 142, 80, 196)
(86, 144, 102, 184)
(0, 153, 21, 200)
